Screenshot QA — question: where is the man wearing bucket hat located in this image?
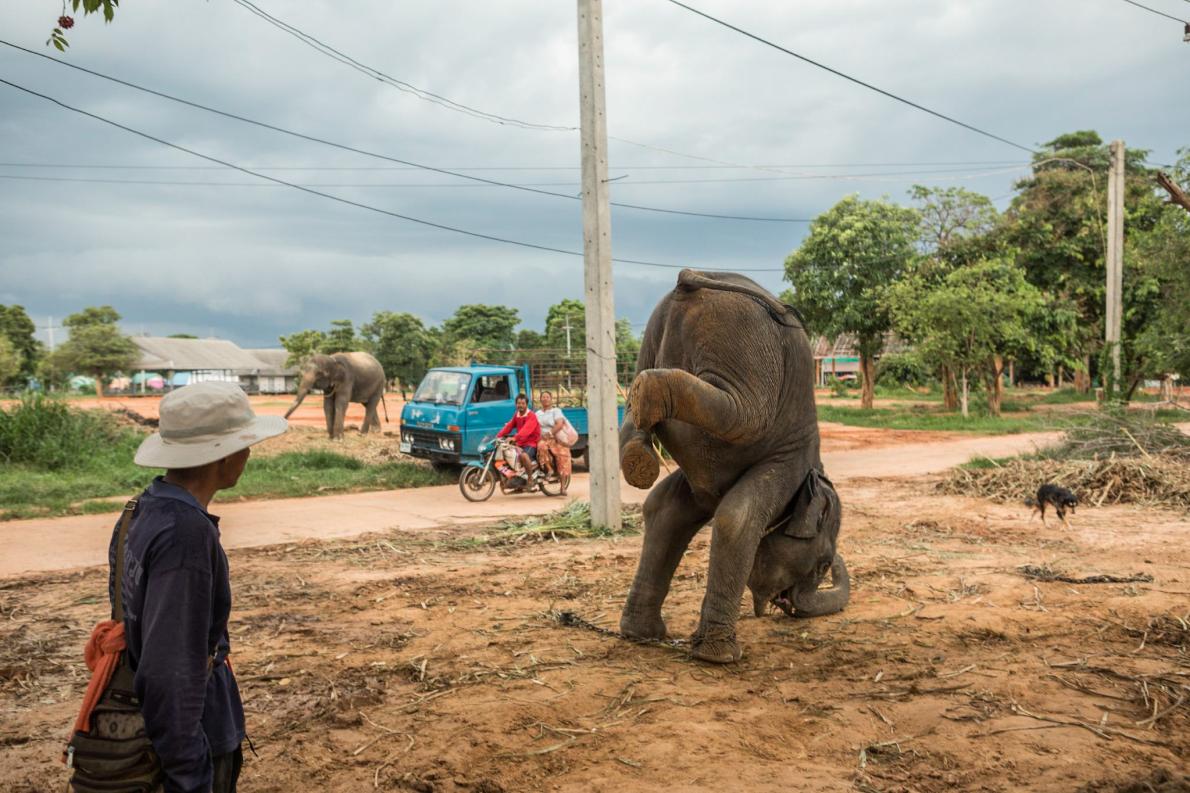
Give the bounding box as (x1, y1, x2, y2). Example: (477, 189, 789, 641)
(110, 382, 286, 793)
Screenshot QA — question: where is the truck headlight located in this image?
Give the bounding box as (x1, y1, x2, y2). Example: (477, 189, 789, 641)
(438, 437, 455, 451)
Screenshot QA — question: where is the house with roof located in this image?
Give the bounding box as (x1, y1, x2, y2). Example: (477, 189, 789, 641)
(126, 337, 297, 394)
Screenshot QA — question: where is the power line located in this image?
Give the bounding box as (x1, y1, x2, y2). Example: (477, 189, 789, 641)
(0, 159, 1029, 171)
(232, 0, 575, 131)
(0, 39, 811, 223)
(663, 0, 1038, 155)
(0, 77, 784, 273)
(1118, 0, 1188, 23)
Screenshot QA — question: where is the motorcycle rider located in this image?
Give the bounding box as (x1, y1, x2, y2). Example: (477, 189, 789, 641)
(497, 393, 541, 480)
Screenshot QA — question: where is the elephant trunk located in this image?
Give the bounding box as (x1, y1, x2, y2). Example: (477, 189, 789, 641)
(284, 382, 311, 419)
(792, 555, 850, 618)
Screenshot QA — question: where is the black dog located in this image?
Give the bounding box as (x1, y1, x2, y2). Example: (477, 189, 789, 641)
(1026, 483, 1078, 528)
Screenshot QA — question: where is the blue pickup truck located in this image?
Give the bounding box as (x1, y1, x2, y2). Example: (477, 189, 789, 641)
(399, 362, 625, 466)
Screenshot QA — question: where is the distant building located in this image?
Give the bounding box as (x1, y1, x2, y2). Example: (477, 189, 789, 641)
(810, 332, 911, 386)
(243, 349, 299, 394)
(126, 337, 297, 394)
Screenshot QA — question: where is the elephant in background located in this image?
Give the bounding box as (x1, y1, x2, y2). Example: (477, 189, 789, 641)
(619, 269, 849, 664)
(284, 352, 387, 439)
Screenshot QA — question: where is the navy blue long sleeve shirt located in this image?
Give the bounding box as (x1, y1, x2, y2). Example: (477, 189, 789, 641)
(108, 477, 244, 793)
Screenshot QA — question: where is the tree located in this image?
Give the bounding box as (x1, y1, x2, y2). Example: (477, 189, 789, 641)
(1002, 131, 1162, 392)
(784, 195, 920, 408)
(515, 329, 546, 350)
(889, 259, 1047, 417)
(544, 299, 586, 356)
(46, 0, 119, 52)
(0, 336, 20, 387)
(910, 185, 998, 254)
(615, 318, 640, 364)
(56, 306, 138, 397)
(441, 304, 518, 352)
(279, 329, 327, 368)
(0, 305, 41, 386)
(360, 312, 435, 397)
(168, 333, 198, 339)
(322, 319, 361, 354)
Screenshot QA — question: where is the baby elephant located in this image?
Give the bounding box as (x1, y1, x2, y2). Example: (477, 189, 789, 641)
(747, 470, 850, 618)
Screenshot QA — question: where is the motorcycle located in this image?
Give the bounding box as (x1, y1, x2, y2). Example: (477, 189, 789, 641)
(458, 436, 565, 502)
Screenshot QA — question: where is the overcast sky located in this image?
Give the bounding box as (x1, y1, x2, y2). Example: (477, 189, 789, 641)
(1, 0, 1186, 349)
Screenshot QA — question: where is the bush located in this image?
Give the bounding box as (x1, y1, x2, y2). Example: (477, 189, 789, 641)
(876, 352, 931, 387)
(0, 394, 141, 470)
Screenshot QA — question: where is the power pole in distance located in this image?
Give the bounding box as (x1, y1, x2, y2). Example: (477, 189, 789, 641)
(1105, 139, 1125, 399)
(576, 0, 621, 531)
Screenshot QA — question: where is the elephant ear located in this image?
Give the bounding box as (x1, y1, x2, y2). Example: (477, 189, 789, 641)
(768, 469, 836, 540)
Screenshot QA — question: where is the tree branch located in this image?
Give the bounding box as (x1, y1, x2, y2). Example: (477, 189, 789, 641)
(1156, 172, 1190, 214)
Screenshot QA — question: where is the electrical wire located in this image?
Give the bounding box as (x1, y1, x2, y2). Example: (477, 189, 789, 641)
(0, 159, 1029, 171)
(1118, 0, 1188, 23)
(232, 0, 576, 131)
(663, 0, 1038, 155)
(0, 39, 811, 223)
(0, 77, 785, 273)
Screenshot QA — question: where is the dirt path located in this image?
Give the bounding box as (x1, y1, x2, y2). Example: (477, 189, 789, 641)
(2, 478, 1185, 792)
(0, 430, 1060, 578)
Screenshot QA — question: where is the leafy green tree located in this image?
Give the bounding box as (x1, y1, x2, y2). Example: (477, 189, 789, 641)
(56, 306, 138, 397)
(544, 299, 586, 355)
(0, 305, 41, 386)
(168, 333, 198, 339)
(360, 312, 435, 397)
(0, 336, 20, 387)
(441, 304, 518, 352)
(1002, 131, 1162, 392)
(615, 318, 640, 364)
(784, 195, 920, 408)
(889, 259, 1047, 417)
(515, 329, 546, 350)
(322, 319, 361, 354)
(910, 185, 998, 255)
(279, 329, 327, 368)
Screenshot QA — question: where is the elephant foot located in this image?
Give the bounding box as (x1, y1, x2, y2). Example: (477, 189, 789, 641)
(621, 437, 660, 490)
(690, 623, 742, 664)
(620, 608, 667, 642)
(628, 370, 670, 432)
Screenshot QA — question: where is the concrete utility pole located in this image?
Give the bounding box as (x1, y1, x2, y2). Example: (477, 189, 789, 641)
(1105, 139, 1125, 399)
(576, 0, 621, 531)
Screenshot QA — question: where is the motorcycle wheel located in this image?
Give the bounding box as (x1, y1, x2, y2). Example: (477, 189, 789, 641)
(459, 467, 496, 502)
(539, 472, 566, 497)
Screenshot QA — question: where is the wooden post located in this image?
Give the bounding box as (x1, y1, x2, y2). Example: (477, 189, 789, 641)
(577, 0, 621, 531)
(1105, 140, 1125, 399)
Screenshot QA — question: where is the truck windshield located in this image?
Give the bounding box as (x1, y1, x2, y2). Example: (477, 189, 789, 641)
(412, 371, 472, 405)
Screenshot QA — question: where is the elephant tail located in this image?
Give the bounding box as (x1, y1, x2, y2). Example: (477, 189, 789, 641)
(676, 268, 805, 329)
(381, 394, 390, 423)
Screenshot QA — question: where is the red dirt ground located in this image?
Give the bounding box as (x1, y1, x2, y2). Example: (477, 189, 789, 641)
(1, 475, 1185, 792)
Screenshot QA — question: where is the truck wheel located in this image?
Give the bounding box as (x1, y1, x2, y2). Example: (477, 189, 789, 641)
(459, 467, 495, 502)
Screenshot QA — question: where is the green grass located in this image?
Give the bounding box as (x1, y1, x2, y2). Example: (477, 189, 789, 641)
(815, 403, 1091, 434)
(0, 395, 452, 520)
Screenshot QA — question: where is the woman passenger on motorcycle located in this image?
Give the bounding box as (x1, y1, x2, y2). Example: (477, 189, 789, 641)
(497, 393, 541, 478)
(535, 390, 571, 495)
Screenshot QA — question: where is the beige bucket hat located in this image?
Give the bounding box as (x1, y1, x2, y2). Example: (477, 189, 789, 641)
(134, 382, 288, 469)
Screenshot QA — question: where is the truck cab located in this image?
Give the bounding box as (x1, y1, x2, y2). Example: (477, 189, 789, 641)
(400, 362, 620, 466)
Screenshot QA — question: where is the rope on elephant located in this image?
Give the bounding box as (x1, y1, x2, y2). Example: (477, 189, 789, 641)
(552, 610, 689, 654)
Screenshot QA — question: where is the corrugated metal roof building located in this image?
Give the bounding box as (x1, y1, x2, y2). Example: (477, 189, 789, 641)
(127, 337, 297, 393)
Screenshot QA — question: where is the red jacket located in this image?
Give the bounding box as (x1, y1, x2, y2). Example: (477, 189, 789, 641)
(498, 409, 540, 448)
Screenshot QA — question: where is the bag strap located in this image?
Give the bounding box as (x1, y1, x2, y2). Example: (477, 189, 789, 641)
(112, 498, 139, 623)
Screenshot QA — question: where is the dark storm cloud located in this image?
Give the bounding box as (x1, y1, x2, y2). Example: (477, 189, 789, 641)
(1, 0, 1185, 348)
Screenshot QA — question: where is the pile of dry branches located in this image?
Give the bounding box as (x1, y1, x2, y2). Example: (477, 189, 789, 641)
(940, 412, 1190, 510)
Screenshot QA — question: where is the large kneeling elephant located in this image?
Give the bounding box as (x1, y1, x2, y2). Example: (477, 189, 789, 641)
(620, 269, 848, 664)
(284, 352, 387, 439)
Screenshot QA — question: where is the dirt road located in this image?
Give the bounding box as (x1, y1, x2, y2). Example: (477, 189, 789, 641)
(3, 476, 1185, 792)
(0, 429, 1060, 578)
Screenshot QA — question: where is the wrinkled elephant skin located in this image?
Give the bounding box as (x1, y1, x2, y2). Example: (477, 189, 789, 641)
(618, 269, 848, 664)
(284, 352, 387, 439)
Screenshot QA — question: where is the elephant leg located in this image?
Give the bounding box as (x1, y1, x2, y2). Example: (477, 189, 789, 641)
(322, 394, 336, 439)
(620, 471, 712, 641)
(628, 368, 760, 444)
(692, 459, 809, 664)
(333, 392, 350, 438)
(619, 411, 660, 490)
(363, 396, 380, 433)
